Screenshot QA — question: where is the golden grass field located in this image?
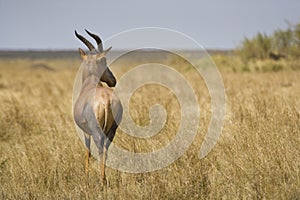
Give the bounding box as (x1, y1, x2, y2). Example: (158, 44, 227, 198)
(0, 55, 299, 199)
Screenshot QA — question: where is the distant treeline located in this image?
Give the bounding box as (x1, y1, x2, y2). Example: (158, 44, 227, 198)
(237, 22, 300, 62)
(0, 50, 79, 59)
(0, 49, 232, 59)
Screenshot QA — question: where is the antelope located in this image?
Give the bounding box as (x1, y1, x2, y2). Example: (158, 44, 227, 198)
(73, 30, 123, 183)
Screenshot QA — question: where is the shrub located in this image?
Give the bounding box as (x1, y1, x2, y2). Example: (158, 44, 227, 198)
(238, 22, 300, 62)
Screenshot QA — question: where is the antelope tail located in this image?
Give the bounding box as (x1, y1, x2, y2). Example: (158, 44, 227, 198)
(103, 104, 108, 134)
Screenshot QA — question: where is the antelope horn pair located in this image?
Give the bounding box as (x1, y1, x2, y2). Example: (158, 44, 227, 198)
(75, 29, 103, 52)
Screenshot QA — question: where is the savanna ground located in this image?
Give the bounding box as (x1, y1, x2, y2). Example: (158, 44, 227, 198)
(0, 53, 299, 199)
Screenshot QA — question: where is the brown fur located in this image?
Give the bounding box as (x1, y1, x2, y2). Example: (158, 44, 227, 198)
(74, 30, 122, 184)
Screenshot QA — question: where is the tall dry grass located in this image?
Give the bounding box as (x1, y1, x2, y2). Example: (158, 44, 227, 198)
(0, 58, 299, 199)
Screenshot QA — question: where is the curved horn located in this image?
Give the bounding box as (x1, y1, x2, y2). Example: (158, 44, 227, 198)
(85, 29, 103, 52)
(75, 30, 95, 51)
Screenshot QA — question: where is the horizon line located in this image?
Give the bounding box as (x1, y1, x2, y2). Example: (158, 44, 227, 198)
(0, 47, 234, 52)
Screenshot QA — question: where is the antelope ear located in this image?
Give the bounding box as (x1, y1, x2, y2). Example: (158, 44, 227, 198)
(103, 46, 112, 56)
(97, 46, 112, 59)
(78, 48, 87, 60)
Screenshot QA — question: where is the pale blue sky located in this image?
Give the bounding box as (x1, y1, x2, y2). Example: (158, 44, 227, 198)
(0, 0, 300, 50)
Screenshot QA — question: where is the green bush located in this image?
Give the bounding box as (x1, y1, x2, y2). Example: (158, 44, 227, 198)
(238, 22, 300, 62)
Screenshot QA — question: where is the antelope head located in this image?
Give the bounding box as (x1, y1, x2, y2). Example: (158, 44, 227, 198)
(75, 30, 116, 87)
